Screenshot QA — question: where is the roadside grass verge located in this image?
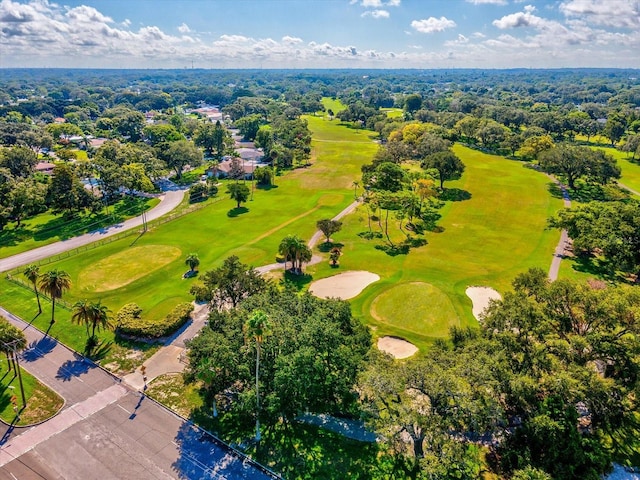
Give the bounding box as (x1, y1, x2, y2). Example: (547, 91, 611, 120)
(0, 196, 159, 259)
(0, 364, 63, 426)
(146, 373, 390, 480)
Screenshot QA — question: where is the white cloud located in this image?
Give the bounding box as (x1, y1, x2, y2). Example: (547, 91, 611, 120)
(178, 23, 191, 33)
(282, 35, 303, 44)
(492, 5, 553, 29)
(65, 5, 113, 24)
(466, 0, 508, 4)
(354, 0, 400, 7)
(560, 0, 640, 28)
(411, 17, 457, 33)
(362, 9, 390, 18)
(0, 0, 638, 69)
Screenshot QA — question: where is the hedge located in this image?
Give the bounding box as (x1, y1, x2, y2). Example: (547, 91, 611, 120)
(115, 302, 194, 339)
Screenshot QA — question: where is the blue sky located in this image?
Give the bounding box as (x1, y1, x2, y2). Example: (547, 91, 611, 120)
(1, 0, 639, 69)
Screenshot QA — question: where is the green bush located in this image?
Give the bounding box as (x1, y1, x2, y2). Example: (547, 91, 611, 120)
(189, 283, 212, 303)
(189, 183, 208, 203)
(116, 302, 194, 339)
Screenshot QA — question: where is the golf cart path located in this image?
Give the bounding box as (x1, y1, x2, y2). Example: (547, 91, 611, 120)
(130, 198, 363, 390)
(547, 175, 572, 282)
(0, 182, 188, 273)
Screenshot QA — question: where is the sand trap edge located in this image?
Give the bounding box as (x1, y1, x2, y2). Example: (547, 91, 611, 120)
(377, 336, 418, 359)
(465, 286, 502, 321)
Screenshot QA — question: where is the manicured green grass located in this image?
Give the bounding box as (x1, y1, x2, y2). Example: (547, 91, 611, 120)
(370, 282, 460, 340)
(147, 373, 388, 479)
(592, 146, 640, 196)
(0, 196, 159, 259)
(306, 145, 563, 351)
(2, 110, 563, 356)
(322, 98, 347, 116)
(1, 363, 64, 426)
(0, 98, 379, 362)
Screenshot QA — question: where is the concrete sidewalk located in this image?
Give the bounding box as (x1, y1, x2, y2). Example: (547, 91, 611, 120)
(0, 308, 278, 480)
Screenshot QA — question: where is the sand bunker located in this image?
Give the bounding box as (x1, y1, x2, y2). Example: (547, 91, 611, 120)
(377, 336, 418, 359)
(309, 271, 380, 300)
(466, 286, 502, 320)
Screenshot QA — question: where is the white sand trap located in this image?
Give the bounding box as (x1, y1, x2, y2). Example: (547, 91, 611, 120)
(377, 336, 418, 359)
(309, 271, 380, 300)
(466, 286, 502, 320)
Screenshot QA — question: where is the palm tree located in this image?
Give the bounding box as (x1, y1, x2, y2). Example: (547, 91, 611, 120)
(185, 253, 200, 273)
(38, 269, 71, 325)
(72, 299, 93, 339)
(352, 180, 360, 200)
(0, 316, 27, 406)
(72, 300, 112, 353)
(23, 264, 41, 314)
(245, 309, 270, 442)
(278, 234, 298, 272)
(278, 235, 312, 274)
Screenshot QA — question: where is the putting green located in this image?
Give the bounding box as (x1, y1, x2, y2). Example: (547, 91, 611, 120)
(370, 282, 459, 338)
(78, 245, 182, 293)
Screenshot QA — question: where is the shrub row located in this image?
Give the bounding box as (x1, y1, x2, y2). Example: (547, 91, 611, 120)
(115, 302, 194, 339)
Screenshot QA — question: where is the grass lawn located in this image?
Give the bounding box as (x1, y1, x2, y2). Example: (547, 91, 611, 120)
(305, 145, 563, 351)
(0, 196, 159, 259)
(321, 98, 347, 116)
(0, 363, 64, 426)
(557, 145, 640, 282)
(0, 102, 563, 356)
(146, 373, 389, 480)
(0, 97, 379, 364)
(381, 107, 403, 119)
(593, 146, 640, 196)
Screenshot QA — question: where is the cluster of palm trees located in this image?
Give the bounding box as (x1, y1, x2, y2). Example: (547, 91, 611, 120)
(277, 234, 312, 275)
(23, 264, 111, 353)
(23, 265, 71, 325)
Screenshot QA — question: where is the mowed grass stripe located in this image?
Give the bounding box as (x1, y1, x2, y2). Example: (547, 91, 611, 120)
(0, 98, 380, 356)
(309, 144, 562, 351)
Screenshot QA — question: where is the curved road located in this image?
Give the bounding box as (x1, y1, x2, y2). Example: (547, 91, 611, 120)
(0, 183, 187, 273)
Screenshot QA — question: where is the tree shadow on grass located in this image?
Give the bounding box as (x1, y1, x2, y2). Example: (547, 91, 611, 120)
(318, 242, 344, 253)
(357, 231, 383, 240)
(569, 255, 622, 282)
(375, 237, 427, 257)
(89, 340, 113, 362)
(281, 270, 313, 291)
(0, 224, 31, 249)
(56, 354, 94, 382)
(439, 188, 471, 202)
(227, 207, 249, 217)
(257, 184, 278, 191)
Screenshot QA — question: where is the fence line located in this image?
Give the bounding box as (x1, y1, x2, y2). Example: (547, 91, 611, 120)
(4, 195, 224, 286)
(5, 275, 73, 310)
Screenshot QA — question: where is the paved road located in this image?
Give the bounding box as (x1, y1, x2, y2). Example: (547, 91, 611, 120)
(128, 198, 363, 388)
(0, 308, 278, 480)
(0, 184, 187, 273)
